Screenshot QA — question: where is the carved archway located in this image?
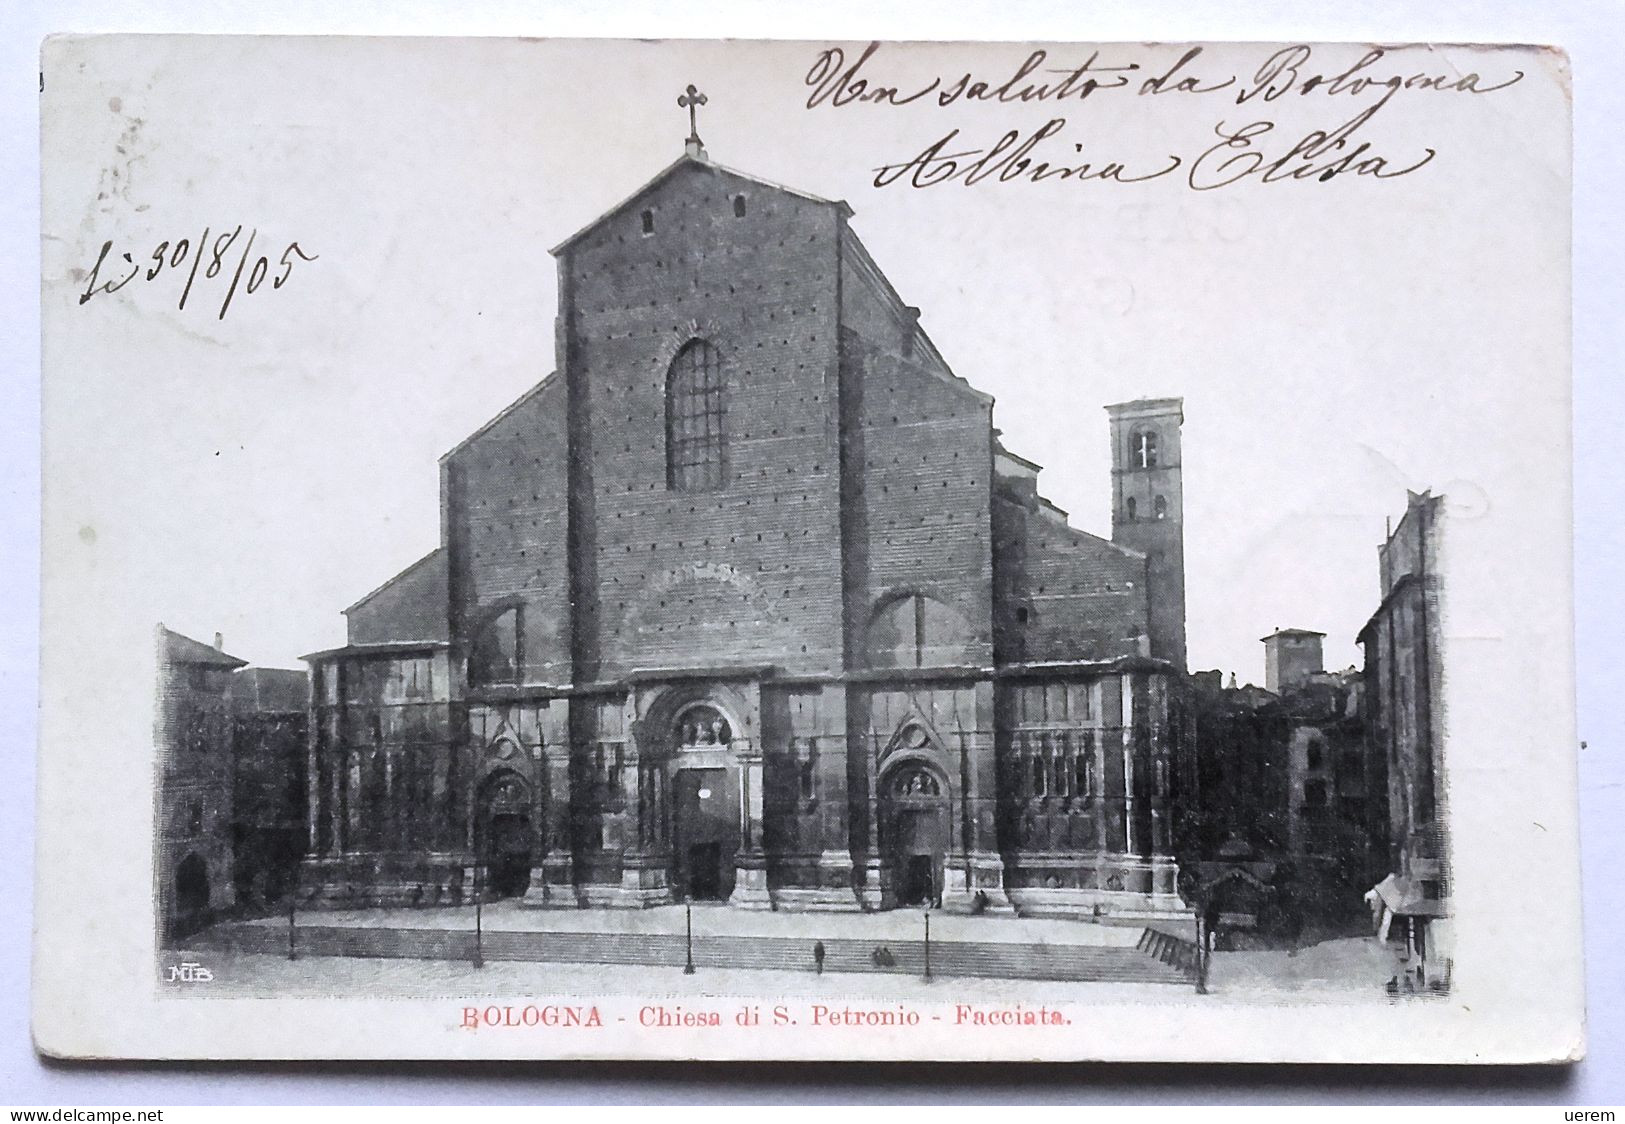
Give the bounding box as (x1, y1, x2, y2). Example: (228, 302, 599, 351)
(672, 701, 736, 751)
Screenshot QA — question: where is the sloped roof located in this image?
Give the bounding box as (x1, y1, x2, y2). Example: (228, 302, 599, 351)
(1262, 627, 1327, 641)
(301, 640, 451, 663)
(549, 152, 850, 256)
(344, 548, 446, 615)
(1370, 873, 1447, 918)
(439, 376, 559, 465)
(995, 491, 1146, 563)
(838, 224, 991, 407)
(993, 438, 1043, 475)
(159, 626, 247, 669)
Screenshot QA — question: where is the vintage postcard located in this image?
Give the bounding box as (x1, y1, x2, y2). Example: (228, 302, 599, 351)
(34, 36, 1582, 1062)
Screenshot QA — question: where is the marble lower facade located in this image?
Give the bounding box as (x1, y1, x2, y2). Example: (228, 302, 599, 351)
(296, 655, 1191, 921)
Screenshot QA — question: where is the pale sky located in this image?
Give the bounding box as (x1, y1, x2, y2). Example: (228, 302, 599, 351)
(42, 37, 1569, 685)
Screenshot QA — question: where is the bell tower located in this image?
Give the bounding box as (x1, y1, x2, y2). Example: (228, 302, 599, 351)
(1107, 398, 1187, 670)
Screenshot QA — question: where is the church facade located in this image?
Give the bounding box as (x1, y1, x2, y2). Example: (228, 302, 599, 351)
(299, 137, 1193, 919)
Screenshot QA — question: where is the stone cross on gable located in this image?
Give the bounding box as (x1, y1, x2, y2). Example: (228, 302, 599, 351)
(679, 84, 708, 156)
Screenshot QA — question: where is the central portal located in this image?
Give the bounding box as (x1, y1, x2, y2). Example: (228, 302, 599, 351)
(901, 854, 935, 907)
(660, 699, 749, 905)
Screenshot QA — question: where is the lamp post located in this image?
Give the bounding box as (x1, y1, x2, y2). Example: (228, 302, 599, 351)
(473, 817, 485, 970)
(684, 898, 696, 975)
(539, 834, 549, 907)
(532, 743, 548, 907)
(1194, 909, 1208, 995)
(923, 911, 932, 982)
(287, 891, 298, 961)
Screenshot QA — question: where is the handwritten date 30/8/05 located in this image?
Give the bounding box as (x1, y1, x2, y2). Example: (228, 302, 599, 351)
(78, 226, 317, 320)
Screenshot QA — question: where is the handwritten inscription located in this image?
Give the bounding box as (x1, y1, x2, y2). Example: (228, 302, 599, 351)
(806, 43, 1526, 191)
(78, 226, 317, 319)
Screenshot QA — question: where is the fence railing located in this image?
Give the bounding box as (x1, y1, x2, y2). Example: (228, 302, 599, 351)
(1136, 926, 1201, 981)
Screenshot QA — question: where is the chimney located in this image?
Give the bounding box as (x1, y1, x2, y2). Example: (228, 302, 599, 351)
(213, 632, 224, 651)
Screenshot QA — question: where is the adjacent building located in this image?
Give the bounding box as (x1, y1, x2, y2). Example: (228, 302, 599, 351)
(1183, 676, 1289, 939)
(156, 626, 245, 939)
(230, 667, 311, 908)
(157, 626, 312, 940)
(297, 136, 1193, 919)
(1358, 490, 1449, 963)
(1187, 637, 1383, 941)
(1279, 667, 1377, 864)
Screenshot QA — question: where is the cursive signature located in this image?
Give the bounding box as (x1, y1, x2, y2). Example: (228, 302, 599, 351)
(815, 42, 1526, 193)
(872, 119, 1181, 189)
(1186, 113, 1436, 190)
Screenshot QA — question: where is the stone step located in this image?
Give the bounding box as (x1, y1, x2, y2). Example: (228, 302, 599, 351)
(198, 923, 1191, 984)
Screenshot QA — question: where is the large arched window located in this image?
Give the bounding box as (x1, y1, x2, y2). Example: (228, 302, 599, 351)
(866, 593, 971, 668)
(666, 339, 726, 491)
(469, 606, 520, 686)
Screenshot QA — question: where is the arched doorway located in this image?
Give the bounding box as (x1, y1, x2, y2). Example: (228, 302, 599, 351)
(477, 769, 534, 900)
(175, 852, 210, 918)
(880, 759, 950, 908)
(670, 703, 739, 902)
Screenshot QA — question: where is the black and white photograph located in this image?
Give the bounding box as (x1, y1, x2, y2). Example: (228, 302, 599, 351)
(34, 35, 1581, 1063)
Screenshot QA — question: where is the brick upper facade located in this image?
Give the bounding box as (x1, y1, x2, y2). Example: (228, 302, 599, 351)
(352, 155, 1160, 680)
